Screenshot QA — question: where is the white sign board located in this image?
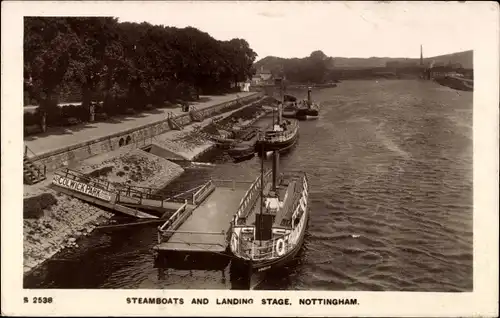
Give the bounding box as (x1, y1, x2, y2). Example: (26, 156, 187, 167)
(52, 174, 112, 202)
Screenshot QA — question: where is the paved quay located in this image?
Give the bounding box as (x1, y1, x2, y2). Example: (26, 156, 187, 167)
(24, 92, 256, 156)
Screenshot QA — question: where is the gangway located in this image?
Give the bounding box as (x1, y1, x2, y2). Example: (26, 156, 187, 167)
(154, 178, 257, 256)
(50, 168, 208, 219)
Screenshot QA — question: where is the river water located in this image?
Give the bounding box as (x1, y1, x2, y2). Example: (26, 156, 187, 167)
(24, 80, 473, 291)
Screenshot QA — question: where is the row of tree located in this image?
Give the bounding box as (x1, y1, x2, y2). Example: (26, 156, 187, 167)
(24, 17, 257, 131)
(254, 50, 334, 84)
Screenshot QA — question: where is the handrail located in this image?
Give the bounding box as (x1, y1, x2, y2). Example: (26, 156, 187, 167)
(158, 200, 188, 232)
(159, 230, 225, 235)
(235, 170, 272, 220)
(157, 200, 189, 244)
(24, 145, 39, 158)
(24, 145, 47, 178)
(192, 180, 214, 204)
(164, 184, 204, 201)
(236, 232, 293, 260)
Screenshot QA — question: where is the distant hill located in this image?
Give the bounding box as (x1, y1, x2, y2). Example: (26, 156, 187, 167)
(254, 50, 473, 73)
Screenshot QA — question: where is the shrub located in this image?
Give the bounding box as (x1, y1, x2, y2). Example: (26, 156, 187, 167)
(23, 193, 58, 219)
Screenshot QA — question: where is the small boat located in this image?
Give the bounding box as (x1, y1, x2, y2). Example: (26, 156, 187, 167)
(227, 127, 260, 162)
(295, 87, 320, 120)
(229, 142, 310, 275)
(196, 129, 237, 149)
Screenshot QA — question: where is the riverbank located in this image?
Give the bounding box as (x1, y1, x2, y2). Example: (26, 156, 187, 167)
(23, 94, 275, 275)
(434, 76, 473, 91)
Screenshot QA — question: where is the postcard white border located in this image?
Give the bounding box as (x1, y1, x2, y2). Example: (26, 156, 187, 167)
(1, 1, 498, 317)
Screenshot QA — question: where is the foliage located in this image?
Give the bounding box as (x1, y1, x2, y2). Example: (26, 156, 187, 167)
(23, 193, 58, 219)
(255, 50, 334, 84)
(254, 50, 473, 83)
(24, 17, 258, 128)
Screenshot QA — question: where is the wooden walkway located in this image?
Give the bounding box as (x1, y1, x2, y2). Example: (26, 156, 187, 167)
(155, 187, 247, 253)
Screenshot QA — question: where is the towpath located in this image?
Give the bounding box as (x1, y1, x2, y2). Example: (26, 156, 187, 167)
(24, 92, 255, 156)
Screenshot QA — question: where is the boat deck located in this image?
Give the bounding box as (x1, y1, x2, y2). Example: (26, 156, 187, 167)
(244, 178, 297, 228)
(155, 187, 247, 253)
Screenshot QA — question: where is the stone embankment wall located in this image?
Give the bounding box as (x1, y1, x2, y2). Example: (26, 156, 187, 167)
(24, 149, 186, 274)
(31, 93, 261, 172)
(23, 190, 114, 273)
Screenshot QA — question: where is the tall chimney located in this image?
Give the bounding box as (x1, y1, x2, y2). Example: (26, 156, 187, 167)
(420, 45, 424, 66)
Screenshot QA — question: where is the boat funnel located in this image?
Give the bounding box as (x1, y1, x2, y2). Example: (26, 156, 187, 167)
(307, 88, 312, 106)
(272, 150, 279, 191)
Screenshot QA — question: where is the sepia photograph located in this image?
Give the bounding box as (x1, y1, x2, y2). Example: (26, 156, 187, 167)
(2, 1, 498, 317)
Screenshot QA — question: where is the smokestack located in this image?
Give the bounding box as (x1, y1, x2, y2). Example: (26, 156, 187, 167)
(307, 88, 312, 105)
(420, 45, 423, 66)
(272, 151, 279, 191)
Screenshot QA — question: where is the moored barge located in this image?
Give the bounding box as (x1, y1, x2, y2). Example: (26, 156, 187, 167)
(295, 87, 320, 120)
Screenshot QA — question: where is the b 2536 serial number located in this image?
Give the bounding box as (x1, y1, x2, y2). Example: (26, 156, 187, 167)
(24, 297, 53, 304)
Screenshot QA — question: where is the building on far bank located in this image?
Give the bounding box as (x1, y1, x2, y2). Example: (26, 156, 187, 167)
(237, 81, 251, 92)
(251, 66, 273, 85)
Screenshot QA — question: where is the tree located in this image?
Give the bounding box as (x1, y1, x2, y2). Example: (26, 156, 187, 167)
(65, 17, 129, 121)
(24, 17, 81, 132)
(24, 17, 260, 131)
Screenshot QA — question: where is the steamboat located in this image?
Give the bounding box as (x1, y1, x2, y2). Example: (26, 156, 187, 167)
(254, 78, 299, 154)
(229, 145, 309, 274)
(295, 87, 320, 120)
(229, 79, 309, 275)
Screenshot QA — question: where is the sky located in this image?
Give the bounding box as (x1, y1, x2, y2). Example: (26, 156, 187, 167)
(115, 1, 478, 61)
